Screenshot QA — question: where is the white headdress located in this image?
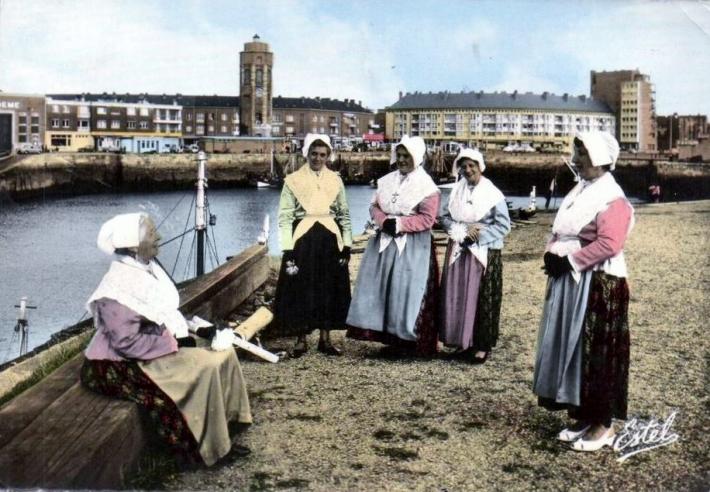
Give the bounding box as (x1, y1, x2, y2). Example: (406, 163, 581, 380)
(390, 135, 426, 167)
(302, 133, 335, 162)
(96, 212, 148, 255)
(573, 131, 620, 170)
(453, 148, 486, 173)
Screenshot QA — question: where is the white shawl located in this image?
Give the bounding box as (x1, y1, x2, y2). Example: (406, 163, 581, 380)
(550, 172, 634, 282)
(375, 167, 439, 254)
(86, 256, 189, 338)
(447, 176, 504, 267)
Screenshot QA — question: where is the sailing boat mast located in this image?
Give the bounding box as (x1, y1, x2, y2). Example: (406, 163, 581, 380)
(195, 151, 207, 276)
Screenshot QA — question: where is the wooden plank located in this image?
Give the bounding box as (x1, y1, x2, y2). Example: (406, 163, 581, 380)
(0, 381, 145, 489)
(42, 397, 145, 489)
(0, 382, 110, 487)
(0, 355, 83, 445)
(188, 254, 270, 321)
(179, 243, 267, 315)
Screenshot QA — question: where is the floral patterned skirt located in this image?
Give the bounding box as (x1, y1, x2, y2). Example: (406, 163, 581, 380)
(80, 358, 201, 463)
(539, 272, 630, 424)
(472, 249, 503, 352)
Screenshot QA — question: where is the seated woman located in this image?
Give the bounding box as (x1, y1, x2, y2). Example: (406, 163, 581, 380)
(346, 136, 441, 356)
(80, 212, 252, 466)
(438, 149, 511, 363)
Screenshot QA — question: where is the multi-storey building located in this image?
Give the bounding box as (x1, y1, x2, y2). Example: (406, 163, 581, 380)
(591, 70, 657, 152)
(181, 96, 240, 144)
(271, 96, 373, 143)
(0, 92, 46, 155)
(45, 98, 93, 151)
(48, 93, 182, 152)
(385, 90, 614, 149)
(239, 35, 273, 136)
(657, 114, 709, 153)
(677, 114, 708, 145)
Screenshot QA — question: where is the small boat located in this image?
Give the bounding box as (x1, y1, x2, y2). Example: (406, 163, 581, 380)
(517, 207, 537, 220)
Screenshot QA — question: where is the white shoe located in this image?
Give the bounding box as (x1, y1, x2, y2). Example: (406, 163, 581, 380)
(557, 425, 591, 442)
(570, 428, 615, 452)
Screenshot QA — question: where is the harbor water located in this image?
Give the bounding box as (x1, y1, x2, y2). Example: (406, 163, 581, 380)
(0, 186, 541, 363)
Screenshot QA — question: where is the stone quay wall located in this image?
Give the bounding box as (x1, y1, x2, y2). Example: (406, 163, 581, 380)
(0, 151, 708, 202)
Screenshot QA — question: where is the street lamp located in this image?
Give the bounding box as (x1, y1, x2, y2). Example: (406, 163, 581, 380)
(669, 112, 678, 155)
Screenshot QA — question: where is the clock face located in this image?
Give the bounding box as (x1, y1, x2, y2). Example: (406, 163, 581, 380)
(255, 88, 263, 97)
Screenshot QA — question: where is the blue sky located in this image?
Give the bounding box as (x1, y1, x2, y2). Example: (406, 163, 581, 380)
(1, 0, 708, 114)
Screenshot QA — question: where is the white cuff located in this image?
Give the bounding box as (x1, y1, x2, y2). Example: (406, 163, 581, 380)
(395, 217, 402, 234)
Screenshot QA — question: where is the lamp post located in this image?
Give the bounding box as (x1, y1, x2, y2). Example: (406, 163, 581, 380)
(669, 112, 677, 155)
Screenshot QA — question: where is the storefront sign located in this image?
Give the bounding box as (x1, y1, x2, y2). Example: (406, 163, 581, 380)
(0, 101, 21, 110)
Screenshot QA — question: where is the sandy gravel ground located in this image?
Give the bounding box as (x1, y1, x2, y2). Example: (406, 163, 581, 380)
(165, 201, 709, 491)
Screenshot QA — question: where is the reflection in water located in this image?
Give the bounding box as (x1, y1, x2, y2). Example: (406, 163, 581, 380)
(0, 187, 536, 362)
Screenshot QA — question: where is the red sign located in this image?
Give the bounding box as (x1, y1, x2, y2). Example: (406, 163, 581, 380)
(363, 133, 384, 142)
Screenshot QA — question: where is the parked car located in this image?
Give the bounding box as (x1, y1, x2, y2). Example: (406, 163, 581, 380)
(181, 144, 200, 153)
(17, 143, 42, 154)
(98, 141, 121, 153)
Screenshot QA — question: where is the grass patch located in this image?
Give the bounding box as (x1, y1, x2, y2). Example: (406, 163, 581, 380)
(125, 440, 181, 490)
(0, 341, 87, 408)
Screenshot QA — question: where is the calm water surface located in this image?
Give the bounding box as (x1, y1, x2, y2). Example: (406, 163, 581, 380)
(0, 186, 538, 363)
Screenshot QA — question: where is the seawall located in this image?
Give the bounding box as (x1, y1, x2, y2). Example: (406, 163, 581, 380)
(0, 151, 708, 201)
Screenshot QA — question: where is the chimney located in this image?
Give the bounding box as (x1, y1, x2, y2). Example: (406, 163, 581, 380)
(563, 93, 569, 101)
(358, 100, 362, 107)
(512, 90, 518, 99)
(398, 91, 403, 100)
(542, 91, 548, 100)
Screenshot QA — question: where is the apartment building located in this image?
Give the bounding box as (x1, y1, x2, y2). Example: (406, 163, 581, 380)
(48, 93, 182, 152)
(385, 90, 614, 149)
(591, 70, 657, 152)
(181, 96, 240, 144)
(271, 96, 373, 143)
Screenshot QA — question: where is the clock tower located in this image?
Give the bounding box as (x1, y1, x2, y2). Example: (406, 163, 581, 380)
(239, 34, 273, 136)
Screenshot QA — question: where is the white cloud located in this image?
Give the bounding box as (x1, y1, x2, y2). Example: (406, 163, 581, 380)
(0, 0, 403, 109)
(0, 0, 708, 115)
(554, 1, 710, 115)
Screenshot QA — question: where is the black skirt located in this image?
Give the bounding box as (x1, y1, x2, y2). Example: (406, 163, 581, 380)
(273, 222, 351, 336)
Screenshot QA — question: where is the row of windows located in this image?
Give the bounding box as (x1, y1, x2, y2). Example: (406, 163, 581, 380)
(184, 125, 234, 134)
(96, 120, 149, 129)
(185, 112, 238, 122)
(96, 106, 151, 117)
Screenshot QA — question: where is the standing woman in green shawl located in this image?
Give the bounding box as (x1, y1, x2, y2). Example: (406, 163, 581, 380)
(273, 133, 352, 357)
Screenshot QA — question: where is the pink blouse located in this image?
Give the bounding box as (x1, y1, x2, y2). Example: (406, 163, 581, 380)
(569, 197, 633, 272)
(370, 193, 441, 233)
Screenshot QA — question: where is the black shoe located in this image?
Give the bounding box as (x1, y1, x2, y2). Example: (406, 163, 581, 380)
(291, 341, 308, 358)
(450, 348, 473, 360)
(317, 340, 343, 356)
(471, 351, 489, 364)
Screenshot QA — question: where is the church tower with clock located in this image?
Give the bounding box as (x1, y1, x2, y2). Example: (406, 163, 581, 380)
(239, 34, 273, 136)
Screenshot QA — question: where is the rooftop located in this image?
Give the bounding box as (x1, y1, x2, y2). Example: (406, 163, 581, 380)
(47, 93, 372, 112)
(388, 90, 613, 113)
